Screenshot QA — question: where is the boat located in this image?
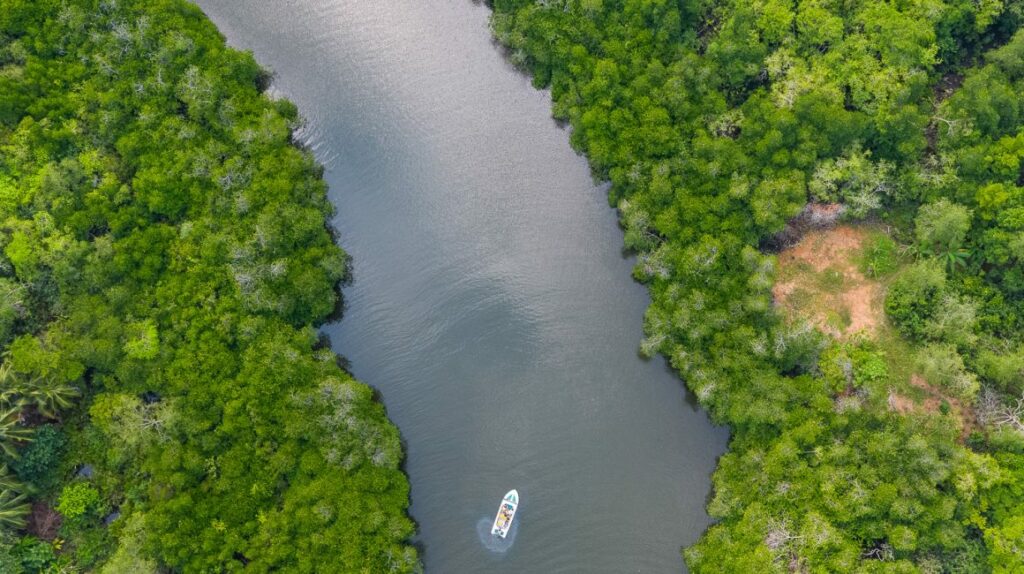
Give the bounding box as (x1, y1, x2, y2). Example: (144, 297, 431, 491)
(490, 489, 519, 538)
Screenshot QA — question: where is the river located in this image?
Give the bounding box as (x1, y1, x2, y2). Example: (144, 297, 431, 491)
(194, 1, 728, 571)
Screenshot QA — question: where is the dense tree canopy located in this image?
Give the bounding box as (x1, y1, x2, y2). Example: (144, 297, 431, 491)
(3, 0, 1024, 570)
(491, 0, 1024, 571)
(0, 1, 417, 571)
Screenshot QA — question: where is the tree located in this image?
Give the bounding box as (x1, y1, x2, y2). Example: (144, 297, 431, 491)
(916, 344, 980, 401)
(923, 293, 979, 347)
(0, 363, 79, 419)
(985, 513, 1024, 573)
(885, 261, 947, 340)
(488, 1, 1023, 571)
(0, 407, 31, 460)
(0, 488, 29, 532)
(915, 199, 973, 269)
(808, 147, 894, 219)
(12, 425, 65, 493)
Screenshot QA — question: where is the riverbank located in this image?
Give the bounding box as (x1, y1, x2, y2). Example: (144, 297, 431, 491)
(0, 1, 416, 570)
(197, 1, 728, 571)
(489, 1, 1024, 571)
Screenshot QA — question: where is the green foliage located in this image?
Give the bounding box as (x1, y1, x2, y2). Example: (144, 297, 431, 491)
(915, 199, 974, 270)
(0, 364, 79, 420)
(916, 200, 973, 253)
(859, 232, 900, 278)
(809, 147, 894, 218)
(0, 534, 55, 574)
(0, 0, 416, 570)
(491, 0, 1024, 570)
(885, 261, 948, 340)
(13, 537, 54, 573)
(56, 483, 101, 522)
(0, 406, 32, 459)
(986, 515, 1024, 573)
(977, 347, 1024, 394)
(121, 320, 158, 361)
(0, 279, 26, 348)
(924, 293, 980, 348)
(983, 453, 1024, 572)
(819, 339, 891, 398)
(12, 425, 65, 494)
(916, 344, 980, 401)
(0, 486, 29, 531)
(99, 513, 156, 574)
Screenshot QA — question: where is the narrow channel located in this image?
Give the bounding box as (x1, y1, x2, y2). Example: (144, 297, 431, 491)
(195, 1, 729, 571)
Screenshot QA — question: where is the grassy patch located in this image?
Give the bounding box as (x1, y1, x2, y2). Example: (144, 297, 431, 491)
(858, 231, 901, 278)
(816, 266, 847, 290)
(827, 306, 852, 332)
(875, 325, 923, 395)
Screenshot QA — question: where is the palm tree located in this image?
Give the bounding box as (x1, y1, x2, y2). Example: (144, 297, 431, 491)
(0, 465, 20, 491)
(0, 362, 17, 405)
(0, 466, 30, 534)
(0, 362, 79, 419)
(0, 487, 30, 530)
(18, 378, 79, 419)
(0, 406, 32, 459)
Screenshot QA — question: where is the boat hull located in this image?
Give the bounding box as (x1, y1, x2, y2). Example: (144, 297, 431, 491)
(491, 489, 519, 538)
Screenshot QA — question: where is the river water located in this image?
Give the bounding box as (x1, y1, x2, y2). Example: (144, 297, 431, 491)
(194, 1, 728, 571)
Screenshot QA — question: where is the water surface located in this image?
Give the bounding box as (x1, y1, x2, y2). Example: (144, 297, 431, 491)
(195, 1, 728, 571)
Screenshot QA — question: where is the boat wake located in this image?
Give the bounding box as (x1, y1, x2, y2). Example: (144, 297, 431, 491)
(476, 516, 518, 553)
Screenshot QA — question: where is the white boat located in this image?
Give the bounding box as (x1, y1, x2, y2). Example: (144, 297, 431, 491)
(490, 489, 519, 538)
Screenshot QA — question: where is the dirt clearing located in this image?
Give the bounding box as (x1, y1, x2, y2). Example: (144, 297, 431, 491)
(772, 226, 886, 339)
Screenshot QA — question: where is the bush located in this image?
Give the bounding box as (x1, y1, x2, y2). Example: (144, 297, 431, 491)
(12, 425, 65, 494)
(977, 349, 1024, 395)
(0, 535, 54, 574)
(885, 260, 946, 340)
(56, 483, 101, 523)
(914, 199, 972, 255)
(13, 537, 53, 573)
(923, 293, 979, 347)
(916, 344, 980, 401)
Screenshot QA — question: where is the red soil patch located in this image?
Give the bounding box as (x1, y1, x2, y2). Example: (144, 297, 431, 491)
(773, 226, 885, 339)
(780, 225, 863, 273)
(889, 375, 976, 440)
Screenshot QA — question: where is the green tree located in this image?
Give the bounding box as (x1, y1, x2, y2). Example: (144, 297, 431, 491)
(0, 407, 31, 460)
(915, 199, 973, 269)
(0, 487, 29, 531)
(885, 260, 947, 340)
(986, 514, 1024, 572)
(916, 344, 980, 401)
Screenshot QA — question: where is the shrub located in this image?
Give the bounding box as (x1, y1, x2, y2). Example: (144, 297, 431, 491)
(915, 199, 972, 255)
(885, 260, 946, 340)
(56, 483, 101, 523)
(916, 344, 980, 401)
(923, 293, 979, 347)
(13, 537, 53, 573)
(13, 425, 65, 494)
